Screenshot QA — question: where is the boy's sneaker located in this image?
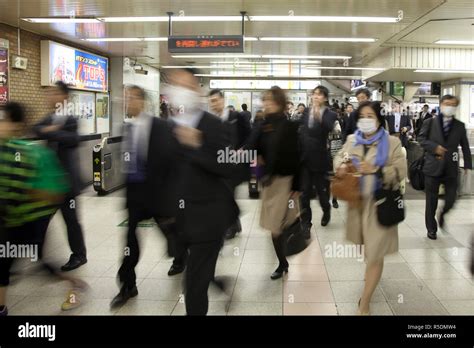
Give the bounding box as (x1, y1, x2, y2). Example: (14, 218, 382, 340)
(61, 289, 82, 311)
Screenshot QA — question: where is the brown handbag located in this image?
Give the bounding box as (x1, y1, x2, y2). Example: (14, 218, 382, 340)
(331, 161, 361, 207)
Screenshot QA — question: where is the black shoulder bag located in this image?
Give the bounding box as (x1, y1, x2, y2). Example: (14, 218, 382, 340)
(374, 169, 405, 227)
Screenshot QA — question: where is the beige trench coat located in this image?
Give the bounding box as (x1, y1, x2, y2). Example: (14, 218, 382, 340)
(334, 134, 407, 262)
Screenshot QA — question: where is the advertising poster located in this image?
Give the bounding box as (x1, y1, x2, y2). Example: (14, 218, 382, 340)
(69, 91, 96, 135)
(96, 93, 110, 134)
(50, 43, 76, 86)
(0, 48, 8, 106)
(44, 41, 108, 92)
(75, 51, 108, 92)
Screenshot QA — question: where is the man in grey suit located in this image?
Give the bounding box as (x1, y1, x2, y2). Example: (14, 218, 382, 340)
(418, 95, 472, 240)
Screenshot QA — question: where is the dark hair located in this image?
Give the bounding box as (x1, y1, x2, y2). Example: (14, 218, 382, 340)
(440, 94, 459, 106)
(346, 103, 354, 109)
(431, 109, 436, 113)
(209, 89, 224, 98)
(263, 86, 287, 113)
(355, 88, 371, 99)
(313, 85, 329, 100)
(242, 103, 248, 111)
(55, 81, 70, 95)
(287, 101, 294, 106)
(297, 103, 305, 108)
(354, 101, 385, 129)
(2, 102, 25, 123)
(127, 85, 146, 100)
(423, 104, 429, 108)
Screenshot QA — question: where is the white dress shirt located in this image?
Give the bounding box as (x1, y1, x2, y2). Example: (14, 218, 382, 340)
(394, 112, 401, 132)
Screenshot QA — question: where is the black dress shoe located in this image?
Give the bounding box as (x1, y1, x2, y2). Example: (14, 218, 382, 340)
(321, 212, 331, 227)
(0, 305, 8, 316)
(427, 231, 437, 240)
(61, 256, 87, 272)
(168, 264, 185, 276)
(270, 265, 289, 280)
(110, 286, 138, 309)
(332, 200, 339, 209)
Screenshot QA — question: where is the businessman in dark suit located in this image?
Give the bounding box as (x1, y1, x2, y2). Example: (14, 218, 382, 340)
(167, 68, 239, 315)
(300, 85, 337, 234)
(208, 89, 250, 239)
(240, 103, 252, 124)
(415, 104, 432, 138)
(386, 101, 412, 148)
(33, 81, 87, 272)
(418, 95, 472, 240)
(344, 88, 371, 141)
(110, 85, 179, 308)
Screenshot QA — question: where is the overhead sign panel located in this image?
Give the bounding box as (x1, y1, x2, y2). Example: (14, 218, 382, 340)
(168, 35, 244, 53)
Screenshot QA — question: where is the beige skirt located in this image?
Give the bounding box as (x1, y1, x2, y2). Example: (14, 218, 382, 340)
(260, 175, 299, 237)
(346, 196, 399, 263)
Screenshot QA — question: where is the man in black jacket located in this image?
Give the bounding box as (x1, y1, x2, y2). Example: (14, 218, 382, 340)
(240, 103, 252, 124)
(208, 89, 250, 239)
(418, 95, 472, 240)
(386, 101, 412, 148)
(415, 104, 432, 138)
(110, 85, 179, 308)
(33, 81, 87, 272)
(344, 88, 371, 141)
(167, 68, 239, 315)
(300, 85, 337, 234)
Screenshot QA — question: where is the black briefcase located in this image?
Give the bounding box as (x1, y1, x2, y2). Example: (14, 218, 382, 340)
(282, 219, 310, 256)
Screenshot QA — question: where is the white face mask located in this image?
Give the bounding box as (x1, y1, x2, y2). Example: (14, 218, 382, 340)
(164, 85, 200, 115)
(441, 105, 457, 117)
(357, 118, 378, 134)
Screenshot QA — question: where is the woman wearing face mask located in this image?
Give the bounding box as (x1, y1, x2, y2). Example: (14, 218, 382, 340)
(334, 101, 406, 315)
(245, 86, 301, 279)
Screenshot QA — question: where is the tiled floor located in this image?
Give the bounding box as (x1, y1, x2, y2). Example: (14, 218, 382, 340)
(6, 187, 474, 316)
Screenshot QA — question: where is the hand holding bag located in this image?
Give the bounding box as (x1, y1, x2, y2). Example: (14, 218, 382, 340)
(331, 160, 361, 207)
(374, 170, 405, 227)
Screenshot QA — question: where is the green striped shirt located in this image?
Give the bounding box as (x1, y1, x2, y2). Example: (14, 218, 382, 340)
(0, 139, 58, 228)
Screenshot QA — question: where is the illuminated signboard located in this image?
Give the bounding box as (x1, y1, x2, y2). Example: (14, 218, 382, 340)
(41, 40, 108, 92)
(168, 35, 244, 53)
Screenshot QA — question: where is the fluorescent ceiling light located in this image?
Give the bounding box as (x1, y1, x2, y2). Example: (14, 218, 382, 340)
(98, 16, 167, 22)
(143, 37, 168, 41)
(22, 17, 100, 23)
(95, 15, 399, 23)
(195, 74, 361, 78)
(260, 37, 377, 42)
(249, 16, 399, 23)
(306, 66, 385, 71)
(210, 60, 322, 65)
(173, 54, 349, 60)
(83, 38, 142, 42)
(244, 37, 258, 41)
(414, 69, 474, 74)
(262, 55, 351, 60)
(172, 54, 262, 59)
(435, 40, 474, 45)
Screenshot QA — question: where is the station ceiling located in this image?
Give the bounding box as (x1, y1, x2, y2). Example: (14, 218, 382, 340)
(0, 0, 473, 81)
